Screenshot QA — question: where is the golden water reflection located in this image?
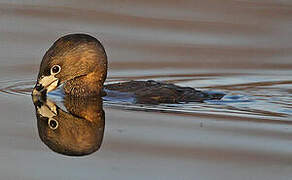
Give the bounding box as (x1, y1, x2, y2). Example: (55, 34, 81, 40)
(32, 95, 105, 156)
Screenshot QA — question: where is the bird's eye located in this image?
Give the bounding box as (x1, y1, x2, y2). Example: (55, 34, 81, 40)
(50, 65, 61, 75)
(48, 119, 59, 130)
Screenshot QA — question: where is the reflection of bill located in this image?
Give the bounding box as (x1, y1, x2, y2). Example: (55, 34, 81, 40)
(32, 95, 105, 156)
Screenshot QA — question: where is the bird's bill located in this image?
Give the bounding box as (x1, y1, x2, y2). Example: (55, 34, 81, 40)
(32, 75, 59, 96)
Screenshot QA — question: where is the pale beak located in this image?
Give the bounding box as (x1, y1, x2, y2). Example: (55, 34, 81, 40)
(37, 98, 57, 118)
(32, 75, 59, 96)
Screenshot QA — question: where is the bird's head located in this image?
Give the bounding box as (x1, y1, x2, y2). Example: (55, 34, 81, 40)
(32, 33, 107, 97)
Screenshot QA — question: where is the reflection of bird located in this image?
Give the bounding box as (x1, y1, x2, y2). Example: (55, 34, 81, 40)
(32, 95, 105, 156)
(32, 33, 224, 104)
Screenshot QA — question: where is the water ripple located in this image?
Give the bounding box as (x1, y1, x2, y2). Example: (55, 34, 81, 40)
(0, 74, 291, 121)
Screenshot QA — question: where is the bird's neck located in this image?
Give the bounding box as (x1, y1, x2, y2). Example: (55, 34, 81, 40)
(63, 71, 105, 97)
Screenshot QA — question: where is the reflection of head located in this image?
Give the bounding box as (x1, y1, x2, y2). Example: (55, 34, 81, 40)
(33, 95, 105, 156)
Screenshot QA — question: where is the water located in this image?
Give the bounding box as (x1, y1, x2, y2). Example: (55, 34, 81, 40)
(0, 1, 292, 180)
(2, 70, 291, 120)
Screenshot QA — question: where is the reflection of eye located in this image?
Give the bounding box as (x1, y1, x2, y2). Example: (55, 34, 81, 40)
(48, 119, 59, 130)
(50, 65, 61, 75)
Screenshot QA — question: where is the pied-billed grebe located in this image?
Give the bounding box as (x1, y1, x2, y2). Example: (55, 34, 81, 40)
(32, 95, 104, 156)
(32, 33, 224, 104)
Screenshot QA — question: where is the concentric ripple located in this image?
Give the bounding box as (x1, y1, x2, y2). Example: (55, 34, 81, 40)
(0, 79, 34, 96)
(0, 73, 291, 121)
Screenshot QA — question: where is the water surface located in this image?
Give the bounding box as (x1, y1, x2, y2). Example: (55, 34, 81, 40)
(0, 1, 292, 180)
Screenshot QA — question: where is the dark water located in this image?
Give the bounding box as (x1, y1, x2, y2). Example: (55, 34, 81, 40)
(0, 1, 292, 180)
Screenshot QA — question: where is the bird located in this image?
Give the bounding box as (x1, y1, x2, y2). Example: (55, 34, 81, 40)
(33, 95, 104, 156)
(32, 33, 224, 104)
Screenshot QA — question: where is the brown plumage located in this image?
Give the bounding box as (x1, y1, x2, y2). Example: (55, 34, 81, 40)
(32, 33, 224, 104)
(33, 95, 105, 156)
